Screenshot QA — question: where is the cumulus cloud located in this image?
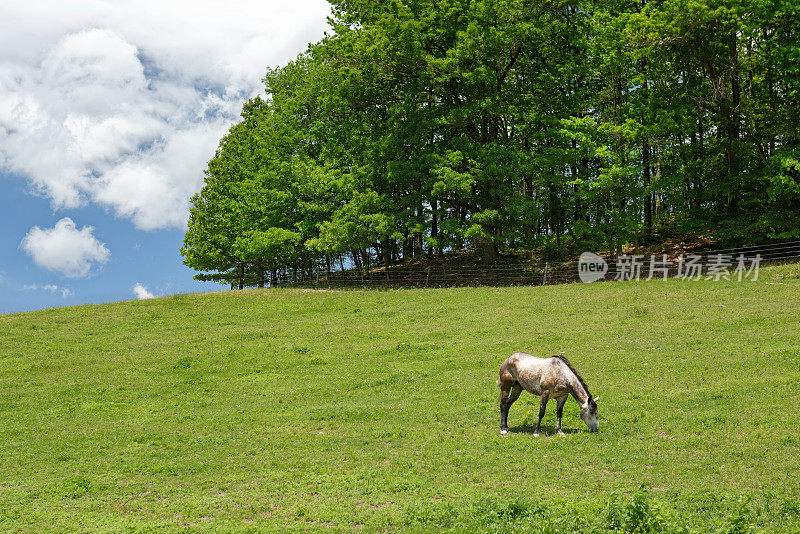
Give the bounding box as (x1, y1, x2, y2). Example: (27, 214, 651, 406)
(0, 1, 331, 230)
(20, 218, 110, 278)
(132, 283, 155, 300)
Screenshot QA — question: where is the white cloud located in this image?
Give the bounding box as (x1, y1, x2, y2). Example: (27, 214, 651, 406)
(0, 1, 331, 229)
(20, 217, 110, 278)
(132, 283, 155, 300)
(22, 282, 74, 298)
(44, 284, 74, 298)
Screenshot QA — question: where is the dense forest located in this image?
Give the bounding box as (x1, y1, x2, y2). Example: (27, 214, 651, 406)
(181, 0, 800, 288)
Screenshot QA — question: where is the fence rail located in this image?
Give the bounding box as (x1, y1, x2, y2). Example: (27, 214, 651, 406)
(277, 239, 800, 289)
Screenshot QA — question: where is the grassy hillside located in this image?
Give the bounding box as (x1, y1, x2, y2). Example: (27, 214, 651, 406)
(2, 266, 800, 532)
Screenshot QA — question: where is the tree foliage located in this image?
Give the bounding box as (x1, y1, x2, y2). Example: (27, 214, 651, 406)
(182, 0, 800, 287)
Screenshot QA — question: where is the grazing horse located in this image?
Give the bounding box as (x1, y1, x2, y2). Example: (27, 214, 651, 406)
(498, 353, 599, 436)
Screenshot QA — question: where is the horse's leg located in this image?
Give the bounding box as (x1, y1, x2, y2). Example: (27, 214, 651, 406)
(499, 364, 514, 434)
(500, 383, 523, 434)
(500, 384, 524, 434)
(499, 386, 511, 434)
(533, 390, 550, 437)
(555, 396, 568, 435)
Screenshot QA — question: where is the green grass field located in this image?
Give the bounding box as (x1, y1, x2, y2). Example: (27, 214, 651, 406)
(2, 265, 800, 532)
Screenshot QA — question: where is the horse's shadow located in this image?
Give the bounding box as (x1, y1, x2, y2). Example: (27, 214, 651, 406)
(507, 423, 580, 436)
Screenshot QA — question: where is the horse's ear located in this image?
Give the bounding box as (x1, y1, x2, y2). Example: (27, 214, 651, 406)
(593, 396, 600, 403)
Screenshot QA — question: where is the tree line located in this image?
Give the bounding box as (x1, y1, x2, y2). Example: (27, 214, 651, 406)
(181, 0, 800, 288)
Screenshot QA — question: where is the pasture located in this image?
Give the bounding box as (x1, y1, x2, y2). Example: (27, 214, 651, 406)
(1, 267, 800, 532)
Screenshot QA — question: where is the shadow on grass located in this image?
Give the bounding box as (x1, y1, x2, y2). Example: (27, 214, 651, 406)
(507, 424, 581, 436)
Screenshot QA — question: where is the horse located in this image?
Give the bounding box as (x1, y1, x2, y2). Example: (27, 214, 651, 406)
(498, 352, 599, 436)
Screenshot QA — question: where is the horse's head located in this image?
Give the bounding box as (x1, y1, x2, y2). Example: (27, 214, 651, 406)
(580, 397, 600, 432)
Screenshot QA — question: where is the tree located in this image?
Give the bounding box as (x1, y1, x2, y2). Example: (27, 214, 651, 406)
(183, 0, 800, 287)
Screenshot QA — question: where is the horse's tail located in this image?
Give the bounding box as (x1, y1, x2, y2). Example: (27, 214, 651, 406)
(495, 357, 514, 407)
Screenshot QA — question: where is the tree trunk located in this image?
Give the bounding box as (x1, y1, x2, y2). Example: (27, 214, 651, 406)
(430, 200, 439, 255)
(257, 260, 264, 288)
(480, 239, 499, 264)
(382, 239, 391, 268)
(643, 137, 652, 232)
(641, 59, 652, 233)
(362, 248, 370, 277)
(726, 30, 741, 214)
(454, 207, 464, 249)
(572, 139, 583, 225)
(351, 249, 363, 281)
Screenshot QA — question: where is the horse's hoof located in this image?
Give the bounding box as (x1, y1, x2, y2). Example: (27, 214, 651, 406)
(500, 429, 508, 435)
(533, 432, 540, 437)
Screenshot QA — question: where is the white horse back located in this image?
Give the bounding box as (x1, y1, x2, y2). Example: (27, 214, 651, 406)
(506, 352, 555, 396)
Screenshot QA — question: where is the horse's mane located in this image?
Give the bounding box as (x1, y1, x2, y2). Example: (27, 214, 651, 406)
(552, 354, 595, 406)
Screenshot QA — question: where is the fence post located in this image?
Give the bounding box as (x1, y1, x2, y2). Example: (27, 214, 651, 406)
(543, 262, 549, 285)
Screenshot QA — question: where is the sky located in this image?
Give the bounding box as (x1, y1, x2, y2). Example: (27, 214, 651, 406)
(0, 0, 332, 314)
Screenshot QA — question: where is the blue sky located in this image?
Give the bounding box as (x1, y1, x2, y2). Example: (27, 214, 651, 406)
(0, 0, 331, 314)
(0, 170, 223, 314)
